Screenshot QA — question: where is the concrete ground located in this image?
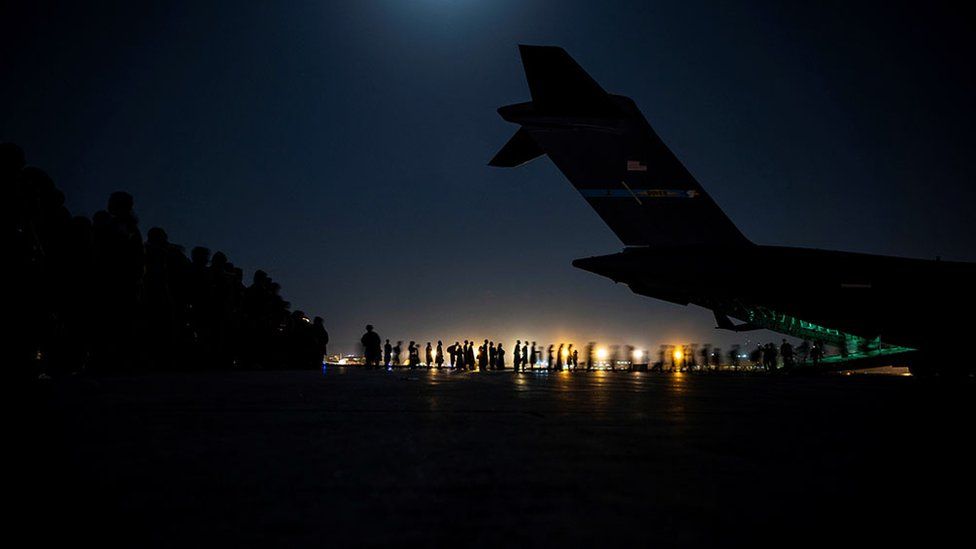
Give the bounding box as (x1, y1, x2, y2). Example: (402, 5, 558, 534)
(18, 368, 976, 547)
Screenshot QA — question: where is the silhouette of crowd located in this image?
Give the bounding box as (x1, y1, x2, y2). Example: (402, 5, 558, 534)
(359, 328, 641, 372)
(5, 143, 328, 379)
(356, 325, 827, 375)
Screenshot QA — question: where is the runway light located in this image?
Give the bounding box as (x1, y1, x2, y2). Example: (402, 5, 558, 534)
(633, 349, 644, 360)
(674, 349, 683, 361)
(596, 347, 609, 361)
(561, 348, 569, 358)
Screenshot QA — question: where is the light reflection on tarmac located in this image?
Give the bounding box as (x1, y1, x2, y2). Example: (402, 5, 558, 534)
(28, 368, 976, 546)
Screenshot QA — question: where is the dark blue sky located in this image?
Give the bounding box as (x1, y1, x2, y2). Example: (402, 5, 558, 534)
(4, 1, 974, 353)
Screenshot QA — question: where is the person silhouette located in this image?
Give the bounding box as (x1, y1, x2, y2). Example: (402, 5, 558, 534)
(811, 340, 824, 366)
(425, 342, 433, 368)
(556, 343, 564, 370)
(408, 341, 420, 369)
(448, 341, 457, 368)
(384, 339, 392, 368)
(489, 341, 497, 370)
(91, 190, 144, 372)
(729, 345, 741, 370)
(513, 340, 522, 372)
(393, 341, 402, 367)
(479, 339, 489, 372)
(435, 340, 444, 368)
(466, 340, 475, 370)
(497, 343, 506, 370)
(529, 342, 537, 370)
(780, 339, 795, 369)
(797, 340, 811, 366)
(361, 324, 381, 368)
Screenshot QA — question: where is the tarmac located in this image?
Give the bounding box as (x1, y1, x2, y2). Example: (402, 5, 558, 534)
(19, 368, 976, 547)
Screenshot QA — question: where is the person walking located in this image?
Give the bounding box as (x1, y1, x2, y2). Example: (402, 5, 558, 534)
(479, 339, 489, 372)
(513, 340, 522, 373)
(361, 325, 381, 368)
(392, 341, 402, 368)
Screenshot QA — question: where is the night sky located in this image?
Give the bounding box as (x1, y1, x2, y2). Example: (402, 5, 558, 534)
(4, 1, 975, 354)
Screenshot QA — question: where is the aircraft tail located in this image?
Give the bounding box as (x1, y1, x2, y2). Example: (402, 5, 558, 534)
(491, 45, 750, 249)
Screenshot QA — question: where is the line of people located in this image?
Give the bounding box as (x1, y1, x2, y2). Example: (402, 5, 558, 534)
(360, 328, 591, 371)
(359, 326, 826, 374)
(748, 339, 825, 371)
(5, 142, 329, 378)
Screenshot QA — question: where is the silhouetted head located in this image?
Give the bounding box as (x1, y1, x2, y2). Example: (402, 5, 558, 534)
(385, 339, 390, 344)
(366, 324, 374, 332)
(107, 191, 134, 217)
(147, 227, 168, 246)
(211, 251, 228, 268)
(191, 246, 210, 266)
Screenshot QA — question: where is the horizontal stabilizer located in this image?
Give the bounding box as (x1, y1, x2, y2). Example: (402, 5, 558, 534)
(488, 128, 544, 167)
(492, 44, 751, 248)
